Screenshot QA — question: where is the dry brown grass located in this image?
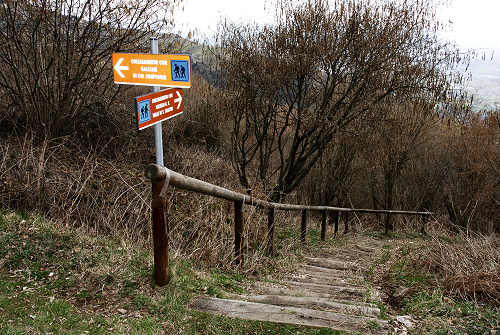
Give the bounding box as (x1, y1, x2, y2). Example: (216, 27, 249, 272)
(373, 220, 500, 306)
(416, 231, 500, 304)
(0, 134, 307, 277)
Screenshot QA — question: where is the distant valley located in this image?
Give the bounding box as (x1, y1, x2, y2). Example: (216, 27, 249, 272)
(466, 57, 500, 110)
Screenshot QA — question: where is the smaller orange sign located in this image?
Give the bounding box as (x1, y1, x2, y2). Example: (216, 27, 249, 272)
(112, 53, 191, 88)
(136, 88, 183, 130)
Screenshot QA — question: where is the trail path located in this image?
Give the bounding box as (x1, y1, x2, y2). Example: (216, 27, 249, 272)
(191, 235, 391, 334)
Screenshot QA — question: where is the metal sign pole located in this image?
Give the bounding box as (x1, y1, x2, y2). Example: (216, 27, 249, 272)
(150, 37, 164, 166)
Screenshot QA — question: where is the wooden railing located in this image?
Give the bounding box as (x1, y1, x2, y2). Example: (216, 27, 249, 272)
(145, 163, 432, 286)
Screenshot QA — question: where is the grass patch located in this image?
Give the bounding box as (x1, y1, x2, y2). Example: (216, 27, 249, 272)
(368, 233, 500, 335)
(402, 289, 499, 334)
(0, 210, 355, 335)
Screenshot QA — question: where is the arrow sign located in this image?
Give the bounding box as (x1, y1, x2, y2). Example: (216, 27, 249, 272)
(112, 53, 191, 88)
(135, 88, 183, 130)
(114, 58, 129, 78)
(174, 90, 182, 109)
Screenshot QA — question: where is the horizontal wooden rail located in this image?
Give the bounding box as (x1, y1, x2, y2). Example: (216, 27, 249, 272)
(145, 163, 432, 286)
(145, 164, 432, 216)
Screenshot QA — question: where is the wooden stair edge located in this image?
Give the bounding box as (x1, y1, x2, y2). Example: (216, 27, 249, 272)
(191, 296, 389, 334)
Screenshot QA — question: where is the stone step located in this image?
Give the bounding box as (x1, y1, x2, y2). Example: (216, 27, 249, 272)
(191, 297, 389, 335)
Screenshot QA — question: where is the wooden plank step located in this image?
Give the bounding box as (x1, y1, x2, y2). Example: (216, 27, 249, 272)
(283, 281, 373, 301)
(289, 273, 364, 288)
(238, 294, 382, 317)
(250, 282, 379, 307)
(305, 257, 359, 271)
(355, 244, 377, 253)
(298, 264, 364, 281)
(191, 297, 388, 334)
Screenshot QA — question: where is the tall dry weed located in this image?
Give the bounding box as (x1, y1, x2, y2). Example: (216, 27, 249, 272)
(415, 231, 500, 304)
(0, 136, 306, 275)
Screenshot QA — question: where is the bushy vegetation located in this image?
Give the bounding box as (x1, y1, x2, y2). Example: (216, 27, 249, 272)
(367, 229, 499, 334)
(0, 211, 349, 334)
(0, 0, 498, 331)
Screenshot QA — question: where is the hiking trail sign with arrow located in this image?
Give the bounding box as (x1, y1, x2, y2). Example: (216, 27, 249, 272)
(135, 88, 183, 130)
(112, 53, 191, 88)
(112, 39, 191, 287)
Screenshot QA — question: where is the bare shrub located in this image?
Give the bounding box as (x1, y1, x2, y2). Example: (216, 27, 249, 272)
(0, 135, 151, 240)
(169, 73, 228, 151)
(0, 136, 310, 274)
(0, 0, 179, 139)
(414, 232, 499, 304)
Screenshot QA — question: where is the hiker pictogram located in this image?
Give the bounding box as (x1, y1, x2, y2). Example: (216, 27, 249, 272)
(138, 100, 151, 123)
(171, 60, 189, 82)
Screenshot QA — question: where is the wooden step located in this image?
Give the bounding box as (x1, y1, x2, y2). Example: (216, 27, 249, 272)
(305, 257, 360, 271)
(355, 244, 377, 253)
(237, 294, 382, 317)
(191, 297, 389, 334)
(283, 281, 374, 301)
(239, 283, 380, 307)
(289, 273, 364, 288)
(298, 264, 364, 281)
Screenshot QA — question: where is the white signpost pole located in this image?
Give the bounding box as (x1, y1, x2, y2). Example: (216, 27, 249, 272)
(150, 37, 164, 166)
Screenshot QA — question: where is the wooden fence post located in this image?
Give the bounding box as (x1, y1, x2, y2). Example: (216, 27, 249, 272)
(266, 208, 275, 256)
(321, 210, 327, 241)
(420, 214, 428, 235)
(331, 211, 339, 237)
(343, 211, 349, 234)
(234, 200, 244, 266)
(385, 213, 391, 235)
(301, 209, 307, 243)
(151, 174, 169, 286)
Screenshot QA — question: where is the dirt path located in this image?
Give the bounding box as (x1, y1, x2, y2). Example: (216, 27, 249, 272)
(191, 235, 391, 334)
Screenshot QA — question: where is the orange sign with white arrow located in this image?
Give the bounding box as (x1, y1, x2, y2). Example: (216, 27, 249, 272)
(112, 53, 191, 88)
(135, 88, 183, 130)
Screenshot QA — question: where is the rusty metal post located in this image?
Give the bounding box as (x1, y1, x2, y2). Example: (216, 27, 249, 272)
(343, 211, 349, 234)
(321, 210, 327, 241)
(234, 200, 244, 266)
(301, 209, 307, 244)
(151, 173, 169, 286)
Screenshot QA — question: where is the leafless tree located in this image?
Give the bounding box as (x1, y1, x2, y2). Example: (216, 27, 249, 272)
(0, 0, 181, 137)
(361, 99, 435, 233)
(217, 0, 467, 253)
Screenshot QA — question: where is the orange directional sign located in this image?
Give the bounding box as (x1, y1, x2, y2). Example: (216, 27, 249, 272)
(112, 53, 191, 88)
(136, 88, 183, 130)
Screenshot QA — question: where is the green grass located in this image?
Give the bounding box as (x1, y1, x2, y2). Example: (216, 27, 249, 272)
(0, 210, 354, 335)
(401, 289, 500, 335)
(365, 234, 500, 335)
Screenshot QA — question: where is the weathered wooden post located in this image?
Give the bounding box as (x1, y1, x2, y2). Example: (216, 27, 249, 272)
(145, 164, 170, 286)
(301, 209, 307, 244)
(330, 211, 339, 237)
(321, 210, 327, 241)
(420, 214, 428, 235)
(234, 200, 244, 266)
(266, 208, 276, 256)
(385, 213, 391, 235)
(343, 211, 349, 234)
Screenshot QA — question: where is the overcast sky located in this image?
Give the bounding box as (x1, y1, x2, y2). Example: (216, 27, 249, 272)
(175, 0, 500, 56)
